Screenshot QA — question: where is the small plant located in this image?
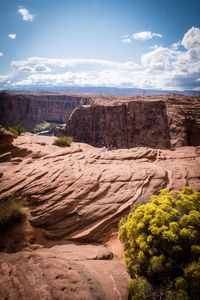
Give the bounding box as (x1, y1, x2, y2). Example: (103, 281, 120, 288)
(119, 187, 200, 299)
(53, 136, 74, 147)
(0, 196, 26, 232)
(9, 124, 25, 137)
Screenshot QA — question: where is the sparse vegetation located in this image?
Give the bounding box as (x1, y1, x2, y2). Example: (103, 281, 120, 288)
(8, 124, 25, 137)
(53, 136, 74, 147)
(0, 196, 26, 232)
(119, 187, 200, 299)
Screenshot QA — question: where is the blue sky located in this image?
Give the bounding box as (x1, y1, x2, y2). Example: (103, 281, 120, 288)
(0, 0, 200, 90)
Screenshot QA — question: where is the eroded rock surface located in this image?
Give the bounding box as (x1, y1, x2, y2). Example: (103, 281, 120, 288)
(0, 244, 129, 300)
(65, 95, 200, 149)
(0, 134, 199, 242)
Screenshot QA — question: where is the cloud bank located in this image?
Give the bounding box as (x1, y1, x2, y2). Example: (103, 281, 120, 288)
(1, 27, 200, 91)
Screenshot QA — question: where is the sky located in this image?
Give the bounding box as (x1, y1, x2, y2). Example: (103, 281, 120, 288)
(0, 0, 200, 90)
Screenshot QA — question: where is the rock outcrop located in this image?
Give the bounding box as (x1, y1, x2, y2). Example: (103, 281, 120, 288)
(0, 92, 93, 130)
(0, 134, 200, 242)
(0, 126, 15, 162)
(65, 100, 171, 149)
(0, 244, 129, 300)
(0, 132, 200, 299)
(64, 95, 200, 149)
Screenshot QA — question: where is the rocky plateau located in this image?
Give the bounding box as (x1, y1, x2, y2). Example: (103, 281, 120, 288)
(0, 93, 200, 299)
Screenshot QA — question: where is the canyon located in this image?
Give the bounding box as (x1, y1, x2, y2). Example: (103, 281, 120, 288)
(0, 93, 200, 299)
(1, 92, 200, 149)
(0, 92, 93, 130)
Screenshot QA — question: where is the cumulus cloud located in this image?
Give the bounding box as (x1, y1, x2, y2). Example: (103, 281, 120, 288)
(182, 27, 200, 49)
(8, 33, 16, 39)
(1, 27, 200, 91)
(18, 6, 34, 22)
(141, 46, 178, 71)
(123, 31, 162, 43)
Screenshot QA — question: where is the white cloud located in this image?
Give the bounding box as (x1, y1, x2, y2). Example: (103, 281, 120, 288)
(1, 27, 200, 91)
(11, 57, 139, 71)
(122, 38, 132, 44)
(0, 52, 3, 57)
(8, 33, 16, 39)
(18, 6, 34, 22)
(182, 26, 200, 49)
(132, 31, 162, 41)
(141, 46, 178, 71)
(123, 31, 162, 43)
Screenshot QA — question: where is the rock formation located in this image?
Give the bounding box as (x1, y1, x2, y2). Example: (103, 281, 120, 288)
(64, 95, 200, 149)
(0, 244, 129, 300)
(65, 100, 171, 149)
(0, 92, 200, 299)
(0, 134, 200, 243)
(0, 92, 93, 130)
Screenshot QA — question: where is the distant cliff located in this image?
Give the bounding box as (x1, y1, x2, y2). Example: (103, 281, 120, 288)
(65, 100, 171, 149)
(0, 92, 92, 130)
(65, 95, 200, 149)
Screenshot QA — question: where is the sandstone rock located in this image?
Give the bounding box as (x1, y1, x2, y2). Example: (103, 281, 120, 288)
(65, 100, 171, 149)
(64, 95, 200, 149)
(0, 92, 93, 130)
(0, 134, 199, 243)
(0, 126, 14, 145)
(0, 244, 129, 300)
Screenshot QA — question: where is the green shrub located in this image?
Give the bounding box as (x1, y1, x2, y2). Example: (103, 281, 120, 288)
(9, 124, 25, 137)
(0, 196, 26, 232)
(53, 136, 74, 147)
(119, 187, 200, 299)
(128, 277, 154, 300)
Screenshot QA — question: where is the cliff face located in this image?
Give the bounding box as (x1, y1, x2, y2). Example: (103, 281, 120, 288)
(165, 96, 200, 147)
(65, 100, 171, 149)
(0, 92, 92, 130)
(65, 95, 200, 149)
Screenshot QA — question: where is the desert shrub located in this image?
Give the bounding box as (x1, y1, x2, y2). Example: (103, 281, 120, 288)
(119, 187, 200, 299)
(53, 136, 73, 147)
(128, 277, 154, 300)
(9, 124, 25, 137)
(0, 196, 26, 232)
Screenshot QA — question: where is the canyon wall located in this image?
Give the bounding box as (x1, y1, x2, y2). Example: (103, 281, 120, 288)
(65, 100, 171, 149)
(0, 92, 92, 130)
(1, 92, 200, 149)
(65, 95, 200, 149)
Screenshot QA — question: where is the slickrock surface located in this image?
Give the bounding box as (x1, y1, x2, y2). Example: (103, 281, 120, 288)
(0, 244, 129, 300)
(0, 134, 199, 242)
(65, 95, 200, 149)
(0, 133, 200, 299)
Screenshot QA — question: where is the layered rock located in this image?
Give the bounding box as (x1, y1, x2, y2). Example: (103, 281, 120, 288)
(65, 100, 171, 149)
(0, 126, 15, 162)
(0, 244, 129, 300)
(0, 92, 93, 130)
(0, 134, 199, 242)
(64, 95, 200, 149)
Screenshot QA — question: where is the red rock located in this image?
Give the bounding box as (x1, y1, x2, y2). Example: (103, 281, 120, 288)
(0, 244, 129, 300)
(0, 134, 199, 243)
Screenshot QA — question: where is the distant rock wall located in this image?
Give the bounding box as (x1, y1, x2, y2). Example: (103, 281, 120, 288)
(65, 95, 200, 149)
(65, 100, 172, 149)
(0, 92, 92, 130)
